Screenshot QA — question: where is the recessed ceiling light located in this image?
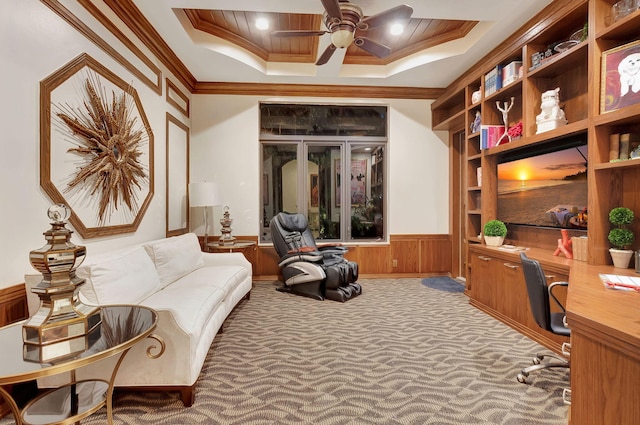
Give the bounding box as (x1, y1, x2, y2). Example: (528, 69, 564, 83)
(390, 23, 404, 36)
(255, 17, 269, 30)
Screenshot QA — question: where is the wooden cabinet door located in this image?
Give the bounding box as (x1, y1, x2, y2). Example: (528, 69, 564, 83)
(469, 252, 495, 310)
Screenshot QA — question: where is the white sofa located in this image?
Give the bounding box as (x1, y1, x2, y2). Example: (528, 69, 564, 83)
(32, 232, 252, 406)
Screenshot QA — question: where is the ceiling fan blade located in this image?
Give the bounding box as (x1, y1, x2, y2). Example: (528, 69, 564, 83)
(316, 44, 337, 65)
(354, 37, 392, 58)
(272, 30, 328, 37)
(359, 4, 413, 30)
(321, 0, 343, 21)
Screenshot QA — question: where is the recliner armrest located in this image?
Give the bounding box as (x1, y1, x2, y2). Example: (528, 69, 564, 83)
(317, 243, 346, 251)
(287, 246, 317, 254)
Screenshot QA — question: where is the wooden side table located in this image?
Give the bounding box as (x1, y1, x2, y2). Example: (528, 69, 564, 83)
(206, 241, 256, 254)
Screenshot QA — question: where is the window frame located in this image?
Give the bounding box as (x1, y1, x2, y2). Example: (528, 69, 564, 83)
(259, 103, 388, 245)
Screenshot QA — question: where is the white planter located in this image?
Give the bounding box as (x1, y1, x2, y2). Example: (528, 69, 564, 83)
(610, 248, 633, 268)
(484, 236, 505, 247)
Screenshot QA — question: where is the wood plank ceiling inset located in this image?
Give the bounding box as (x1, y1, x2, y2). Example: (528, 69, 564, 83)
(182, 9, 478, 65)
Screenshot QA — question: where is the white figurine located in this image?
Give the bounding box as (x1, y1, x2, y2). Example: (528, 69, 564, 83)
(536, 87, 567, 134)
(496, 97, 514, 145)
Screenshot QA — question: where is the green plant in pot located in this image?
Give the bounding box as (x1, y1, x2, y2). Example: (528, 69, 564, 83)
(608, 207, 635, 268)
(483, 219, 507, 247)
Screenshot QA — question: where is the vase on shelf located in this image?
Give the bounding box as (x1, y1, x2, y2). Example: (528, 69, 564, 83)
(484, 236, 505, 247)
(610, 248, 633, 268)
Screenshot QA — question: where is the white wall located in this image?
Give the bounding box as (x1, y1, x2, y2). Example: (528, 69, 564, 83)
(0, 0, 449, 290)
(0, 0, 190, 288)
(190, 95, 450, 239)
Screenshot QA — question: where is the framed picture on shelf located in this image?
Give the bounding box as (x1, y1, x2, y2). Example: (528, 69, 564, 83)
(601, 40, 640, 113)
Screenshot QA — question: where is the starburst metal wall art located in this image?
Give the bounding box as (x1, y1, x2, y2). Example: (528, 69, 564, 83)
(40, 54, 154, 238)
(57, 73, 146, 225)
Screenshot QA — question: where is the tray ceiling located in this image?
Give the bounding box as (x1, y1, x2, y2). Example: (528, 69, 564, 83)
(118, 1, 555, 88)
(182, 9, 478, 66)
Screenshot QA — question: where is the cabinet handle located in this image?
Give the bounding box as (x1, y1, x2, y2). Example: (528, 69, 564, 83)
(478, 256, 491, 261)
(503, 262, 519, 269)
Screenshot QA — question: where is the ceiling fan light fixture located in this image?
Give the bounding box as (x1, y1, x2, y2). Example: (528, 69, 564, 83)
(331, 29, 355, 48)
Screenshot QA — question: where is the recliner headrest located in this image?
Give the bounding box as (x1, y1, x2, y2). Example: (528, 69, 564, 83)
(277, 213, 308, 232)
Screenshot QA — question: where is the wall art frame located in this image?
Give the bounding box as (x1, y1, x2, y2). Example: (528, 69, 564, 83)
(40, 53, 154, 239)
(166, 113, 189, 237)
(601, 39, 640, 114)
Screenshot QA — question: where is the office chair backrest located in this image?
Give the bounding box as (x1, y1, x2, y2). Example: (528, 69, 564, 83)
(520, 252, 552, 331)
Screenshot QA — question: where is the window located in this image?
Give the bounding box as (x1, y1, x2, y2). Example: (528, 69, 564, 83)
(260, 104, 387, 244)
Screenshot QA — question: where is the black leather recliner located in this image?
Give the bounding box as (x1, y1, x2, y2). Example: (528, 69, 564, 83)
(270, 212, 361, 302)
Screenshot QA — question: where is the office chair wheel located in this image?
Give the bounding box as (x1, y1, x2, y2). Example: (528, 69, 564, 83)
(532, 355, 543, 365)
(517, 373, 528, 383)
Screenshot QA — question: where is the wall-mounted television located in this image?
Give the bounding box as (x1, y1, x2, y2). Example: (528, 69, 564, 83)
(497, 138, 587, 230)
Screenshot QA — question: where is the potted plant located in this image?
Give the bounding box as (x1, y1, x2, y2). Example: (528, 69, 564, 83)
(608, 207, 635, 268)
(483, 219, 507, 247)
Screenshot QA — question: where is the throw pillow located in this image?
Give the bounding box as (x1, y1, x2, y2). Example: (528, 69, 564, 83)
(144, 233, 204, 288)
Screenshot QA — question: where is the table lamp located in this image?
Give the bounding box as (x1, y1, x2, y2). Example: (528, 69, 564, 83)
(189, 182, 218, 246)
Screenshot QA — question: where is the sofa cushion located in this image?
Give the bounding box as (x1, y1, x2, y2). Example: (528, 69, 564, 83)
(174, 265, 249, 298)
(80, 246, 162, 305)
(144, 233, 204, 288)
(141, 280, 226, 338)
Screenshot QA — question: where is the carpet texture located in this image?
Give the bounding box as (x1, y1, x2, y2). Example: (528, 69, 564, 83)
(2, 279, 569, 425)
(422, 276, 466, 293)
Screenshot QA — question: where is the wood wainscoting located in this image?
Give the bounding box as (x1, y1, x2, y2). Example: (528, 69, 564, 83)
(253, 234, 452, 279)
(0, 284, 28, 327)
(0, 283, 29, 418)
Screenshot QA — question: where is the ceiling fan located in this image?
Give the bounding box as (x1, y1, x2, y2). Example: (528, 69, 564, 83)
(272, 0, 413, 65)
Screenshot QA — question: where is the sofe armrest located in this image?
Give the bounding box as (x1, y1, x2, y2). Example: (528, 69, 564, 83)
(201, 252, 252, 274)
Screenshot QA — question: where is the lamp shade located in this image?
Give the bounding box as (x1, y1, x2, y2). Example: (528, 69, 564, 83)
(189, 182, 218, 207)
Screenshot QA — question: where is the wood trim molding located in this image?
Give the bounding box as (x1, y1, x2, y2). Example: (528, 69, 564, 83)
(193, 82, 445, 99)
(0, 284, 28, 328)
(166, 79, 190, 117)
(101, 0, 197, 91)
(166, 112, 190, 238)
(40, 0, 162, 94)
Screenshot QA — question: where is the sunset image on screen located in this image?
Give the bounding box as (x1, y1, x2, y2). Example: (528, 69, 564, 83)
(496, 144, 587, 228)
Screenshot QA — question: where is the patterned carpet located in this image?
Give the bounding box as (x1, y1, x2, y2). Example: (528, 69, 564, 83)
(2, 279, 569, 425)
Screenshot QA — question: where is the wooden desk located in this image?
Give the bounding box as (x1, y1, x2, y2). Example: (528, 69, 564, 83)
(467, 245, 571, 354)
(566, 263, 640, 425)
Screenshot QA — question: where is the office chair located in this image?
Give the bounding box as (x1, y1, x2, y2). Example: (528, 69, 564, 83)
(517, 252, 570, 383)
(270, 212, 361, 302)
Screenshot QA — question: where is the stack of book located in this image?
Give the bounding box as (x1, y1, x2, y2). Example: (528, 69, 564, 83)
(609, 133, 640, 161)
(502, 61, 523, 87)
(480, 125, 506, 149)
(484, 65, 503, 97)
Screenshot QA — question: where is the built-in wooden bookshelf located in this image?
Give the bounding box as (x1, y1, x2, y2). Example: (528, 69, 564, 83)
(433, 1, 640, 423)
(432, 0, 640, 266)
